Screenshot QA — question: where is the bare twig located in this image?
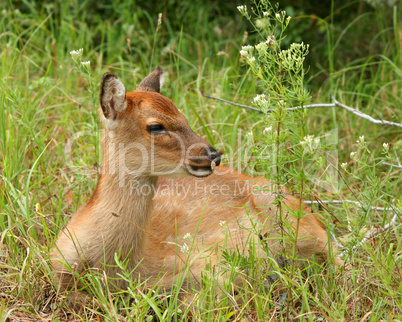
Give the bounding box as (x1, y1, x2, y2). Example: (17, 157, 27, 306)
(304, 199, 400, 253)
(203, 95, 261, 111)
(351, 212, 398, 251)
(395, 149, 401, 166)
(382, 150, 402, 169)
(204, 94, 334, 112)
(303, 199, 396, 213)
(203, 94, 402, 128)
(331, 97, 402, 129)
(382, 162, 402, 169)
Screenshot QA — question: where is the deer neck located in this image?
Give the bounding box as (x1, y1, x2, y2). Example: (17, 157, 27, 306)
(92, 133, 158, 262)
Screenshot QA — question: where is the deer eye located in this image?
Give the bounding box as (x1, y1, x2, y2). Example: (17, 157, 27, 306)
(146, 124, 166, 134)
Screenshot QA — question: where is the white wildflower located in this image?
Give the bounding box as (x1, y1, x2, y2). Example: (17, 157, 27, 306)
(246, 131, 254, 144)
(279, 42, 309, 72)
(242, 45, 254, 51)
(253, 94, 269, 112)
(286, 16, 291, 25)
(219, 220, 227, 228)
(263, 11, 269, 17)
(183, 233, 191, 241)
(240, 45, 254, 58)
(356, 135, 367, 148)
(248, 56, 256, 63)
(237, 5, 247, 15)
(350, 151, 357, 160)
(70, 48, 83, 60)
(228, 263, 240, 272)
(300, 135, 312, 146)
(275, 13, 281, 21)
(255, 41, 268, 54)
(253, 94, 266, 102)
(80, 60, 90, 67)
(266, 34, 276, 47)
(341, 162, 347, 169)
(263, 126, 273, 135)
(300, 135, 319, 153)
(180, 243, 189, 254)
(383, 143, 389, 152)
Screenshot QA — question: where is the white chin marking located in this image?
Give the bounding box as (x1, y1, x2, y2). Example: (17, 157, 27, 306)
(191, 169, 213, 177)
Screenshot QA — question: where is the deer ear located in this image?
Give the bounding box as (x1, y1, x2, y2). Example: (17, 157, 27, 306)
(136, 66, 164, 93)
(100, 73, 126, 129)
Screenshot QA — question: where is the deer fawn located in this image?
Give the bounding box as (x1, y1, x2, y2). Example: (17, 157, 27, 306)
(52, 67, 343, 291)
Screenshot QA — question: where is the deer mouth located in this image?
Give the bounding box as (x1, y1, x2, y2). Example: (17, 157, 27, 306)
(186, 164, 214, 177)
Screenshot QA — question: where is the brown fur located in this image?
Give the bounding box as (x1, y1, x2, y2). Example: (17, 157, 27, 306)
(51, 68, 343, 291)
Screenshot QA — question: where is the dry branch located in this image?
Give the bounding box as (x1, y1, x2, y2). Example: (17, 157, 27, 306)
(303, 199, 397, 213)
(304, 199, 399, 252)
(351, 212, 398, 251)
(203, 94, 402, 129)
(382, 162, 402, 169)
(382, 150, 402, 169)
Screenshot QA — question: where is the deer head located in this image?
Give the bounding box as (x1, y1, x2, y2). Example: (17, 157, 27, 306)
(99, 67, 221, 182)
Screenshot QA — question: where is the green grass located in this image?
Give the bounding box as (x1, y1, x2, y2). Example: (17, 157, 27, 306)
(0, 0, 401, 320)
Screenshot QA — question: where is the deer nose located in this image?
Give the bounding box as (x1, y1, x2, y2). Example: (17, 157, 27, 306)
(208, 148, 221, 166)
